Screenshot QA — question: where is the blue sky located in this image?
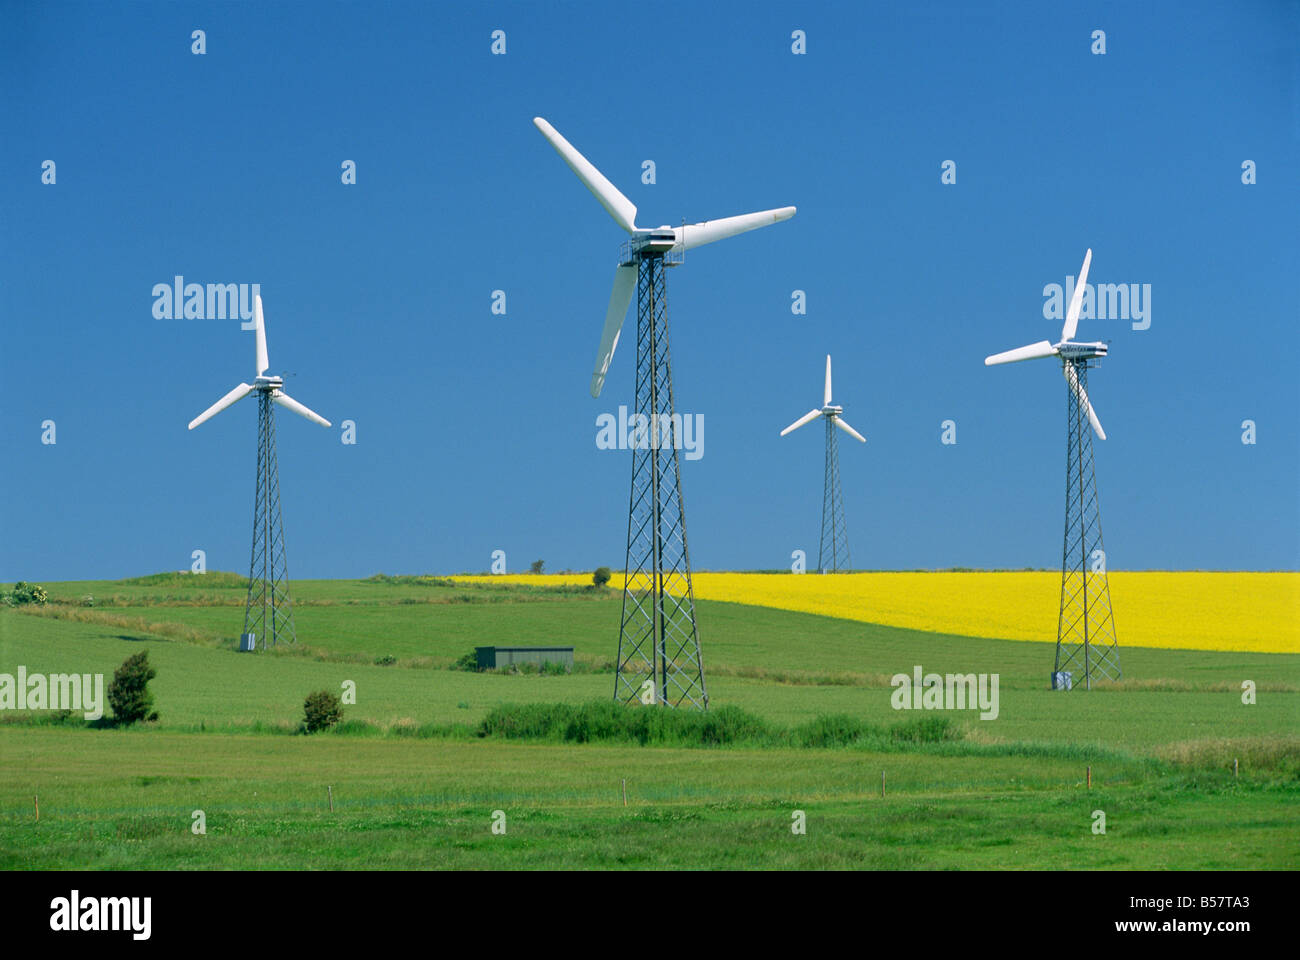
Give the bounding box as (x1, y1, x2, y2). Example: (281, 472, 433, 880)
(1, 0, 1296, 580)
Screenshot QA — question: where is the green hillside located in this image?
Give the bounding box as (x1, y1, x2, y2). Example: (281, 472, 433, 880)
(1, 575, 1296, 869)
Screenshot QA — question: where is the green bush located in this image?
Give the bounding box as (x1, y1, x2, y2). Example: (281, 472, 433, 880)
(373, 654, 397, 666)
(592, 566, 612, 587)
(303, 690, 343, 733)
(529, 559, 545, 574)
(5, 581, 48, 606)
(107, 651, 158, 725)
(450, 651, 480, 672)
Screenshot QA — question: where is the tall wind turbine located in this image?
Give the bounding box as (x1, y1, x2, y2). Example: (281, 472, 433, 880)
(188, 295, 331, 650)
(535, 116, 795, 710)
(985, 248, 1121, 690)
(780, 355, 866, 573)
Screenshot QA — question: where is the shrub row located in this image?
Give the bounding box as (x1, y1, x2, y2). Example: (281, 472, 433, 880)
(476, 700, 958, 749)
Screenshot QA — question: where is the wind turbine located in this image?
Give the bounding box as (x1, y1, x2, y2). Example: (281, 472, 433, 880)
(780, 355, 865, 573)
(534, 116, 795, 710)
(985, 248, 1121, 690)
(188, 294, 330, 650)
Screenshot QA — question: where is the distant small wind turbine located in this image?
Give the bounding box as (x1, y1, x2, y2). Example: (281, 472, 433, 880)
(780, 355, 864, 573)
(188, 295, 330, 650)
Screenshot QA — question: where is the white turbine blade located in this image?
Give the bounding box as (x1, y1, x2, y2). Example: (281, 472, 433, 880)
(254, 295, 269, 376)
(1061, 247, 1092, 341)
(984, 340, 1058, 366)
(675, 206, 796, 251)
(188, 383, 253, 430)
(591, 264, 638, 398)
(780, 409, 823, 437)
(823, 355, 832, 406)
(834, 417, 867, 443)
(273, 391, 331, 428)
(1064, 365, 1106, 440)
(533, 117, 637, 234)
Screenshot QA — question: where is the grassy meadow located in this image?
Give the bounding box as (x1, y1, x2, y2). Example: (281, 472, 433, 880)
(1, 572, 1296, 869)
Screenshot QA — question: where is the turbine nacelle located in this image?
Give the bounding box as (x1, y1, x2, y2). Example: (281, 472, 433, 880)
(1055, 341, 1107, 361)
(626, 229, 680, 258)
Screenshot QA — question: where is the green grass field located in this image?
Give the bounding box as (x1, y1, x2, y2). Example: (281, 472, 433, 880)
(2, 573, 1296, 869)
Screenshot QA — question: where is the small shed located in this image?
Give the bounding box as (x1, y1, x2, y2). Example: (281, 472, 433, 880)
(476, 646, 574, 670)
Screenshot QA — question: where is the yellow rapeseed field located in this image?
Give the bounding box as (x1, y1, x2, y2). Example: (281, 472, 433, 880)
(453, 571, 1300, 654)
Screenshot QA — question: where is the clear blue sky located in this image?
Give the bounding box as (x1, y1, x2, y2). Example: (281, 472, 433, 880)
(2, 0, 1296, 580)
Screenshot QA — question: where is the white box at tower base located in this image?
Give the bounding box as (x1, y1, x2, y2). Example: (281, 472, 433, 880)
(1051, 671, 1072, 691)
(239, 633, 257, 653)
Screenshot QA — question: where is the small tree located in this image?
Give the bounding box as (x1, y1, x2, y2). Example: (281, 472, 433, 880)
(303, 690, 343, 733)
(592, 566, 612, 587)
(451, 650, 481, 672)
(107, 650, 158, 725)
(529, 559, 545, 575)
(6, 581, 48, 606)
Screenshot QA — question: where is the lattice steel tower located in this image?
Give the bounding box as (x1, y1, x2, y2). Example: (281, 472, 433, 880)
(819, 415, 852, 573)
(532, 116, 795, 711)
(243, 391, 296, 649)
(187, 294, 332, 652)
(1054, 360, 1121, 689)
(780, 355, 866, 574)
(614, 251, 707, 708)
